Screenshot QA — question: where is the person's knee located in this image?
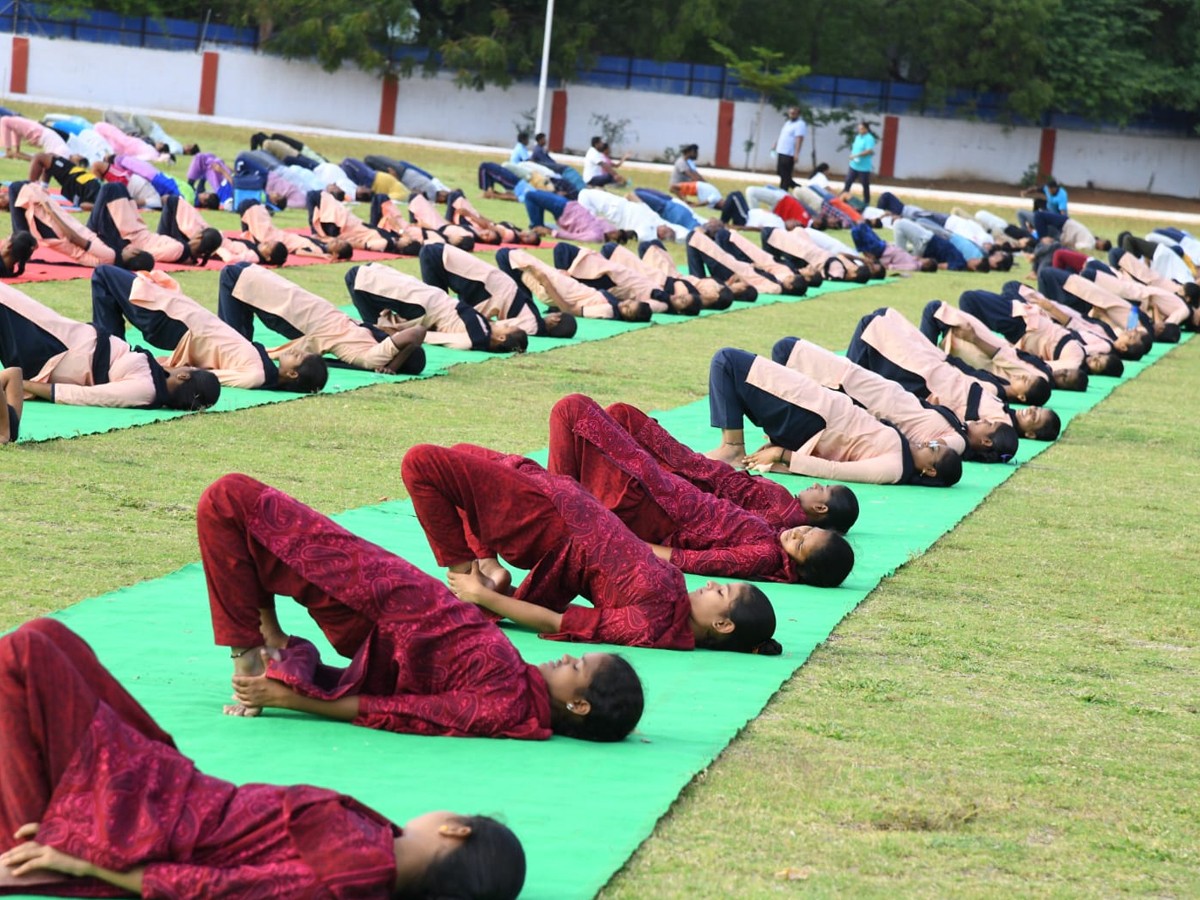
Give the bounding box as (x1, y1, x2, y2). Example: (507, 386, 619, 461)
(197, 473, 268, 532)
(770, 336, 798, 366)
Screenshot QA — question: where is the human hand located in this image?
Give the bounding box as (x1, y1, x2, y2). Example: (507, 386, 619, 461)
(447, 562, 492, 605)
(743, 444, 787, 470)
(231, 669, 296, 711)
(0, 841, 90, 879)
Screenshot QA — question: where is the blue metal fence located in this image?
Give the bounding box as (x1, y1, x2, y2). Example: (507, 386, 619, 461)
(1, 5, 1194, 135)
(0, 3, 257, 52)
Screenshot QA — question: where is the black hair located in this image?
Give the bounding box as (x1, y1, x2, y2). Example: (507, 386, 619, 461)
(546, 311, 577, 338)
(122, 250, 156, 271)
(1091, 352, 1123, 377)
(919, 258, 939, 272)
(973, 256, 991, 274)
(853, 265, 870, 284)
(327, 185, 345, 201)
(820, 484, 859, 533)
(277, 354, 328, 394)
(167, 369, 221, 410)
(516, 130, 529, 143)
(813, 162, 830, 175)
(800, 530, 855, 588)
(992, 252, 1013, 272)
(262, 241, 288, 267)
(196, 227, 223, 264)
(621, 301, 653, 323)
(490, 329, 528, 353)
(727, 584, 781, 655)
(656, 287, 700, 316)
(730, 283, 758, 303)
(196, 192, 220, 210)
(1155, 321, 1181, 343)
(708, 285, 734, 310)
(184, 143, 200, 155)
(970, 422, 1018, 464)
(1023, 376, 1052, 407)
(7, 231, 37, 275)
(398, 815, 526, 900)
(449, 234, 476, 253)
(333, 241, 355, 260)
(237, 197, 260, 215)
(867, 261, 887, 280)
(1120, 333, 1150, 361)
(1053, 367, 1088, 392)
(912, 446, 963, 487)
(534, 132, 546, 142)
(615, 229, 636, 245)
(1030, 409, 1061, 441)
(554, 655, 644, 742)
(1183, 282, 1200, 302)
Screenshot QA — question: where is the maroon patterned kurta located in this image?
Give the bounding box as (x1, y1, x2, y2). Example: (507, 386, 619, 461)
(0, 619, 398, 899)
(603, 402, 810, 529)
(199, 474, 552, 740)
(548, 395, 799, 583)
(402, 444, 695, 650)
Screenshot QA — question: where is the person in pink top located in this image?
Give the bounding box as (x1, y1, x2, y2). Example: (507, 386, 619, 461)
(93, 120, 171, 162)
(705, 348, 963, 486)
(0, 282, 219, 410)
(218, 262, 427, 374)
(346, 262, 525, 353)
(845, 307, 1061, 442)
(90, 266, 328, 392)
(239, 199, 349, 260)
(0, 619, 528, 900)
(0, 116, 69, 159)
(85, 182, 221, 269)
(422, 243, 575, 339)
(772, 336, 1019, 464)
(8, 180, 118, 267)
(307, 189, 405, 253)
(496, 247, 652, 322)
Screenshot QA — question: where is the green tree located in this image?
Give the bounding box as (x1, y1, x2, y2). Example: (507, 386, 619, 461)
(710, 42, 810, 167)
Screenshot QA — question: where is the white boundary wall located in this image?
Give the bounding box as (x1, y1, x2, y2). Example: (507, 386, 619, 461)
(5, 35, 1199, 198)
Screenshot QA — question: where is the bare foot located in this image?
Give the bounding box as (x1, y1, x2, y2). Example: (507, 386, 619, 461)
(477, 558, 512, 594)
(704, 443, 746, 467)
(223, 700, 263, 717)
(224, 646, 267, 715)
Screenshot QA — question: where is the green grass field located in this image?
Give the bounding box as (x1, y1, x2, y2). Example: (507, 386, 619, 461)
(1, 106, 1197, 897)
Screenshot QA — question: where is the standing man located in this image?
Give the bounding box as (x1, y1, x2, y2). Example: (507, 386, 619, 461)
(775, 107, 807, 190)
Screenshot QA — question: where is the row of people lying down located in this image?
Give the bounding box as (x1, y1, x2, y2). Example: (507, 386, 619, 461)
(0, 306, 1154, 891)
(0, 400, 834, 895)
(0, 329, 1089, 890)
(0, 240, 704, 426)
(3, 231, 1172, 438)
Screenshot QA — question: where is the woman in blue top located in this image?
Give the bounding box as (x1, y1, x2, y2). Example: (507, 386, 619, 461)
(843, 121, 877, 205)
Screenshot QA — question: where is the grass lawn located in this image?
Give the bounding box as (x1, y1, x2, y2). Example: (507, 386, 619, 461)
(1, 106, 1197, 897)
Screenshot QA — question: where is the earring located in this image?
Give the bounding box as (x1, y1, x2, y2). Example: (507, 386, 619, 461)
(566, 703, 575, 711)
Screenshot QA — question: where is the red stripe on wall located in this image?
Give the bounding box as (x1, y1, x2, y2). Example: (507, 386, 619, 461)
(378, 75, 399, 135)
(10, 36, 29, 94)
(879, 114, 899, 179)
(1038, 128, 1057, 180)
(197, 51, 219, 116)
(549, 89, 568, 152)
(714, 99, 734, 169)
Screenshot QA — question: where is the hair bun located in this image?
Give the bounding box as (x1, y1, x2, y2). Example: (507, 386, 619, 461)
(753, 639, 783, 656)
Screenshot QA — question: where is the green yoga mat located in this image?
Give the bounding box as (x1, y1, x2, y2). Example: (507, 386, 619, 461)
(14, 281, 868, 444)
(11, 333, 1186, 899)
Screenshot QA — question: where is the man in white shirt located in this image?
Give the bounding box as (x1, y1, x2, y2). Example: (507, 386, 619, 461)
(582, 136, 627, 187)
(775, 107, 807, 190)
(577, 189, 685, 242)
